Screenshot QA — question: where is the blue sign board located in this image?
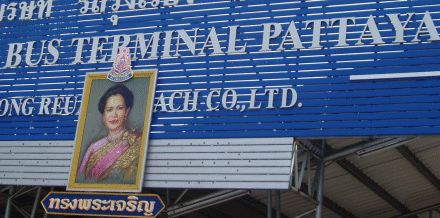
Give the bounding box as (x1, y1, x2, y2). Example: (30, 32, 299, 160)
(1, 0, 440, 140)
(41, 191, 165, 217)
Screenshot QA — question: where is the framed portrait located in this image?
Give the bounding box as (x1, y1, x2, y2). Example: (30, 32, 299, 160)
(67, 70, 157, 192)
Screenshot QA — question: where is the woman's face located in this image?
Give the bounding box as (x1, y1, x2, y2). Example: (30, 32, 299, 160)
(103, 94, 130, 134)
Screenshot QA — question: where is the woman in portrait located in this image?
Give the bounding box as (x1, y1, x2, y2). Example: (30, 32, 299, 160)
(77, 84, 142, 184)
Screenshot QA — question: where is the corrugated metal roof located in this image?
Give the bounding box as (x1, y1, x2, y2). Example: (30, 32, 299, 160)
(250, 189, 340, 218)
(326, 137, 440, 217)
(325, 163, 399, 218)
(248, 137, 440, 218)
(345, 146, 440, 212)
(251, 190, 315, 216)
(407, 137, 440, 180)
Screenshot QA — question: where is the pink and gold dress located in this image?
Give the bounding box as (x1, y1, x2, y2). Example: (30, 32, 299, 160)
(78, 129, 141, 184)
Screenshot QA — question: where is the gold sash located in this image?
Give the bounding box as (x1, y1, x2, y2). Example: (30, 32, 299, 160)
(85, 130, 141, 181)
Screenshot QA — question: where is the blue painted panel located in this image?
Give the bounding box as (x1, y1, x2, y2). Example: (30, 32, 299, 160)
(1, 0, 440, 140)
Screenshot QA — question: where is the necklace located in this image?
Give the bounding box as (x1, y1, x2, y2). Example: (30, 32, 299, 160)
(106, 128, 126, 143)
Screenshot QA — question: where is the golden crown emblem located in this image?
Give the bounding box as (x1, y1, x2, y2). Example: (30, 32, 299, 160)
(108, 47, 133, 82)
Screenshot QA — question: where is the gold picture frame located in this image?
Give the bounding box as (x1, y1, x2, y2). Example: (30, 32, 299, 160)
(67, 70, 157, 192)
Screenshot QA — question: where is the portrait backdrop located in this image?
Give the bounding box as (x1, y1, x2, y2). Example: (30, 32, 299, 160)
(67, 70, 157, 192)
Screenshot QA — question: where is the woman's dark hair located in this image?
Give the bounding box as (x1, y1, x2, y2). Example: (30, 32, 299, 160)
(98, 84, 134, 114)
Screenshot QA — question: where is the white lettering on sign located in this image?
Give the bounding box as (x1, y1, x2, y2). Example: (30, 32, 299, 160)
(2, 12, 440, 69)
(0, 89, 298, 116)
(0, 96, 80, 117)
(5, 39, 61, 68)
(79, 0, 195, 25)
(47, 196, 156, 216)
(153, 88, 301, 113)
(0, 0, 52, 22)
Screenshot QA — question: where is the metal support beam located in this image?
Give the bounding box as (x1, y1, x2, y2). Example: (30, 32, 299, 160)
(0, 187, 11, 193)
(322, 196, 357, 218)
(276, 190, 281, 218)
(325, 137, 414, 162)
(12, 187, 37, 199)
(292, 142, 311, 192)
(166, 189, 170, 206)
(299, 182, 359, 218)
(4, 186, 13, 218)
(295, 209, 316, 218)
(267, 190, 272, 218)
(389, 202, 440, 218)
(174, 189, 188, 205)
(11, 201, 30, 218)
(315, 141, 326, 218)
(298, 139, 322, 157)
(291, 141, 315, 198)
(43, 187, 54, 218)
(30, 187, 42, 218)
(2, 186, 46, 218)
(337, 159, 410, 214)
(397, 146, 440, 191)
(167, 190, 249, 218)
(299, 141, 358, 218)
(307, 153, 312, 196)
(8, 187, 26, 199)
